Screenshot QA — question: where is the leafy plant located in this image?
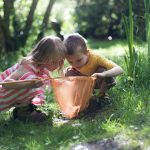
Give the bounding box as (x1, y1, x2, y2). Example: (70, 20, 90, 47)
(144, 0, 150, 62)
(123, 0, 140, 84)
(123, 0, 150, 86)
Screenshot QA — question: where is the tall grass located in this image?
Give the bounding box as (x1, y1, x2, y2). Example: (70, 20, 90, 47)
(123, 0, 138, 82)
(144, 0, 150, 62)
(122, 0, 150, 87)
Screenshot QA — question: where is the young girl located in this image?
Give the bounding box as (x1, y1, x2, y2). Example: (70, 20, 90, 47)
(0, 36, 66, 122)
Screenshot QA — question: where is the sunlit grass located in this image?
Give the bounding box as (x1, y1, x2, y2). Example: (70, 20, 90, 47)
(0, 91, 149, 150)
(0, 39, 149, 150)
(88, 39, 146, 58)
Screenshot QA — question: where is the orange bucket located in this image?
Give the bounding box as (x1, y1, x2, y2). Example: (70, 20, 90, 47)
(51, 76, 96, 118)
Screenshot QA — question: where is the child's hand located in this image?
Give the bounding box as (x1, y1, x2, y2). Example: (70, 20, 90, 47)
(91, 72, 106, 78)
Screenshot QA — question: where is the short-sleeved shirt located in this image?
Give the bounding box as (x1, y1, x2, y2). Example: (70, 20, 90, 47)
(76, 50, 117, 76)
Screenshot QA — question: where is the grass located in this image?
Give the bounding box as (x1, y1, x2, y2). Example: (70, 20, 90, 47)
(88, 39, 127, 59)
(0, 39, 150, 150)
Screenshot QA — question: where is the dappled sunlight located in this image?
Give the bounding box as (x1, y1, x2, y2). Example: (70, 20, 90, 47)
(36, 0, 49, 14)
(51, 0, 76, 34)
(88, 40, 147, 58)
(93, 45, 126, 58)
(88, 39, 127, 58)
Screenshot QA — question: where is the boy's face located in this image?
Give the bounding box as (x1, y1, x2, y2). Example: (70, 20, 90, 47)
(66, 51, 89, 69)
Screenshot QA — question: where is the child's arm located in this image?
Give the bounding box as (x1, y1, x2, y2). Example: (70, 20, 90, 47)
(92, 66, 123, 78)
(3, 65, 44, 89)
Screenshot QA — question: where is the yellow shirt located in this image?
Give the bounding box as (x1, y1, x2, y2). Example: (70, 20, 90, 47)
(76, 51, 117, 75)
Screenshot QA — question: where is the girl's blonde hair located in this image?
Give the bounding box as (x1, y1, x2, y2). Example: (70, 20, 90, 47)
(21, 36, 66, 69)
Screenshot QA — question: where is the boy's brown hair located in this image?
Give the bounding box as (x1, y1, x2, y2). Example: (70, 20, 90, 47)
(64, 33, 87, 55)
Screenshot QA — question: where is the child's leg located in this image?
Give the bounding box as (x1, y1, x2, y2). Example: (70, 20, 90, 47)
(13, 98, 47, 122)
(95, 67, 116, 97)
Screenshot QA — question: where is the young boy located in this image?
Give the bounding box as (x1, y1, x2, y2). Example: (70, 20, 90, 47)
(63, 33, 123, 103)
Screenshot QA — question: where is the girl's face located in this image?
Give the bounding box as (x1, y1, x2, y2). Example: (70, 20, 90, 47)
(66, 51, 89, 69)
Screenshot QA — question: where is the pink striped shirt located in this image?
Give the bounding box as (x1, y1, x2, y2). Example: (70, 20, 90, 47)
(0, 63, 51, 111)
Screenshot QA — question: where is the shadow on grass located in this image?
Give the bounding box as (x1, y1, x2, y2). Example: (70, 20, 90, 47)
(0, 102, 115, 150)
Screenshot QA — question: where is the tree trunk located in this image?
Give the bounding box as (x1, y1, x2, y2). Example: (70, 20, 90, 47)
(21, 0, 39, 46)
(3, 0, 15, 32)
(0, 17, 5, 53)
(37, 0, 56, 41)
(3, 0, 15, 52)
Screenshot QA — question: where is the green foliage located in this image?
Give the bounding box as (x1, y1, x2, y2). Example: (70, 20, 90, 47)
(123, 0, 141, 84)
(144, 0, 150, 61)
(133, 53, 150, 87)
(74, 0, 145, 39)
(51, 0, 76, 35)
(0, 0, 57, 53)
(0, 52, 20, 72)
(74, 0, 123, 38)
(148, 22, 150, 60)
(122, 0, 150, 86)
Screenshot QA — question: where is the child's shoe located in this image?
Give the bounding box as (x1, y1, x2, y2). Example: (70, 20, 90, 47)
(97, 93, 111, 107)
(13, 104, 47, 122)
